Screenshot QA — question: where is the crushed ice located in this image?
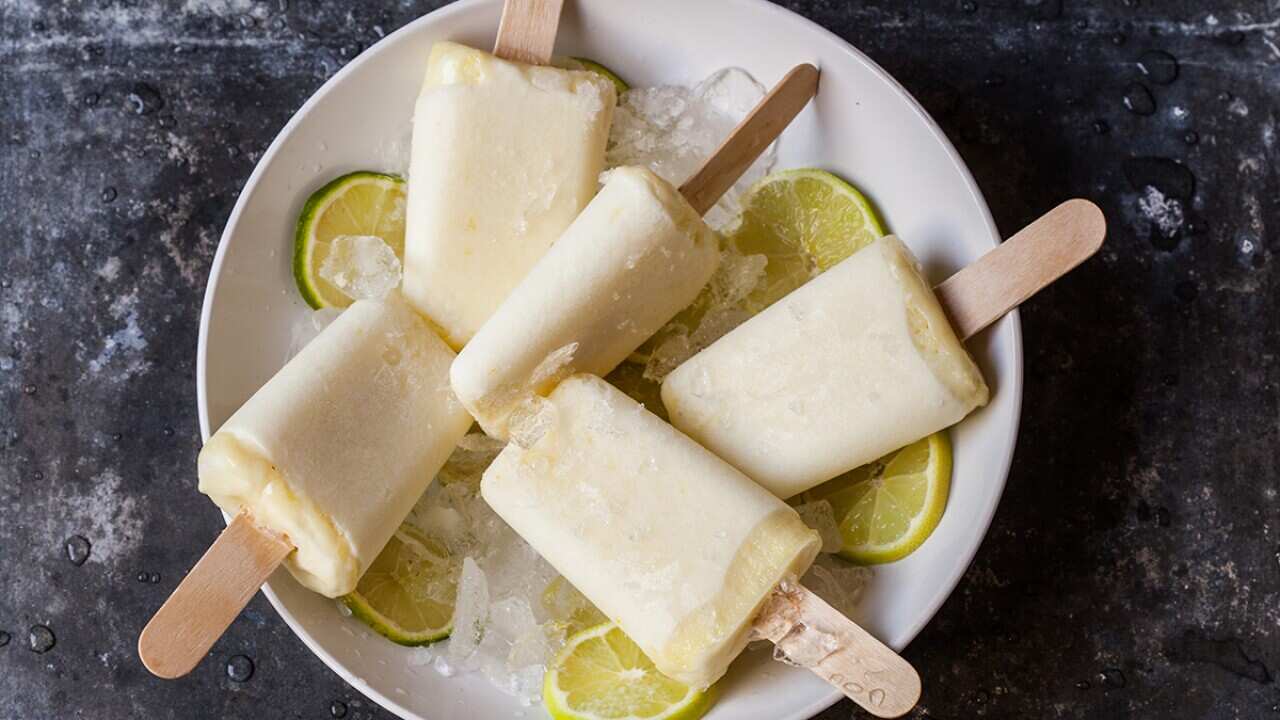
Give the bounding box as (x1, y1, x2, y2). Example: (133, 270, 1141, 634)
(395, 440, 584, 706)
(608, 68, 776, 231)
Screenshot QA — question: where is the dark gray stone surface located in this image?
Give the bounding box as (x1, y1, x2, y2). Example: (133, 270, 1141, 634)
(1, 0, 1277, 718)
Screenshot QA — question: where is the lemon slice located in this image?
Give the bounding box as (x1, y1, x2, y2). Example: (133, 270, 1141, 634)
(294, 171, 406, 309)
(729, 168, 887, 312)
(802, 433, 952, 564)
(544, 622, 714, 720)
(342, 527, 455, 645)
(556, 57, 630, 95)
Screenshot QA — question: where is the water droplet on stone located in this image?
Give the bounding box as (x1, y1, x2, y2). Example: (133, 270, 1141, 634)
(271, 17, 287, 31)
(961, 1, 977, 12)
(126, 83, 165, 115)
(1112, 32, 1128, 45)
(1100, 667, 1127, 687)
(65, 535, 91, 566)
(1137, 50, 1178, 85)
(973, 690, 990, 704)
(1123, 156, 1195, 200)
(112, 432, 122, 442)
(330, 700, 349, 718)
(33, 470, 43, 480)
(1075, 680, 1091, 689)
(1123, 83, 1156, 115)
(1093, 119, 1110, 134)
(1217, 91, 1233, 103)
(23, 384, 36, 395)
(238, 14, 256, 28)
(0, 631, 10, 647)
(1183, 130, 1199, 145)
(1074, 18, 1088, 29)
(101, 187, 117, 203)
(157, 114, 176, 129)
(1213, 31, 1245, 46)
(226, 654, 255, 682)
(163, 426, 175, 437)
(27, 625, 55, 654)
(984, 74, 1006, 87)
(83, 92, 101, 107)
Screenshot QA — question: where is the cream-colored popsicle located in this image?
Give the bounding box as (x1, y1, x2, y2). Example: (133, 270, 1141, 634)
(451, 166, 720, 438)
(482, 374, 820, 688)
(403, 41, 616, 348)
(663, 235, 989, 499)
(198, 294, 473, 597)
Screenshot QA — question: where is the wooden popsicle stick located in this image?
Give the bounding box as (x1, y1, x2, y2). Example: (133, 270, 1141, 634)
(679, 64, 821, 215)
(754, 581, 921, 719)
(138, 513, 293, 679)
(492, 0, 565, 65)
(936, 198, 1107, 341)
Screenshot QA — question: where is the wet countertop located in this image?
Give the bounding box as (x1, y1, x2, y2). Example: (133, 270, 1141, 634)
(1, 0, 1277, 718)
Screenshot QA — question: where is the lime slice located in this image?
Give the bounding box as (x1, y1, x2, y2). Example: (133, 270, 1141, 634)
(544, 622, 714, 720)
(294, 171, 407, 309)
(557, 57, 630, 95)
(342, 527, 455, 645)
(729, 168, 887, 312)
(802, 432, 951, 565)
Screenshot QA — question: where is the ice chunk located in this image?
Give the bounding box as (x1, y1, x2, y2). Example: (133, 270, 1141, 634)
(529, 342, 578, 388)
(408, 645, 436, 667)
(772, 621, 842, 668)
(447, 557, 489, 670)
(793, 500, 842, 554)
(608, 68, 772, 231)
(507, 395, 557, 450)
(435, 433, 506, 487)
(412, 505, 466, 549)
(319, 234, 402, 300)
(288, 307, 343, 358)
(709, 250, 768, 306)
(801, 554, 873, 619)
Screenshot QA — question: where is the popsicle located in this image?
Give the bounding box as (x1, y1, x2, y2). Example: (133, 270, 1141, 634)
(483, 374, 922, 717)
(452, 65, 821, 438)
(139, 294, 472, 677)
(402, 36, 616, 348)
(663, 200, 1107, 498)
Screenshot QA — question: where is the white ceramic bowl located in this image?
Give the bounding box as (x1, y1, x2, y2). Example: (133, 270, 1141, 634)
(197, 0, 1022, 717)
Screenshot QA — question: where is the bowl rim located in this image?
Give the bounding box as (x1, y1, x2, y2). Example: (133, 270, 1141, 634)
(196, 0, 1023, 717)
